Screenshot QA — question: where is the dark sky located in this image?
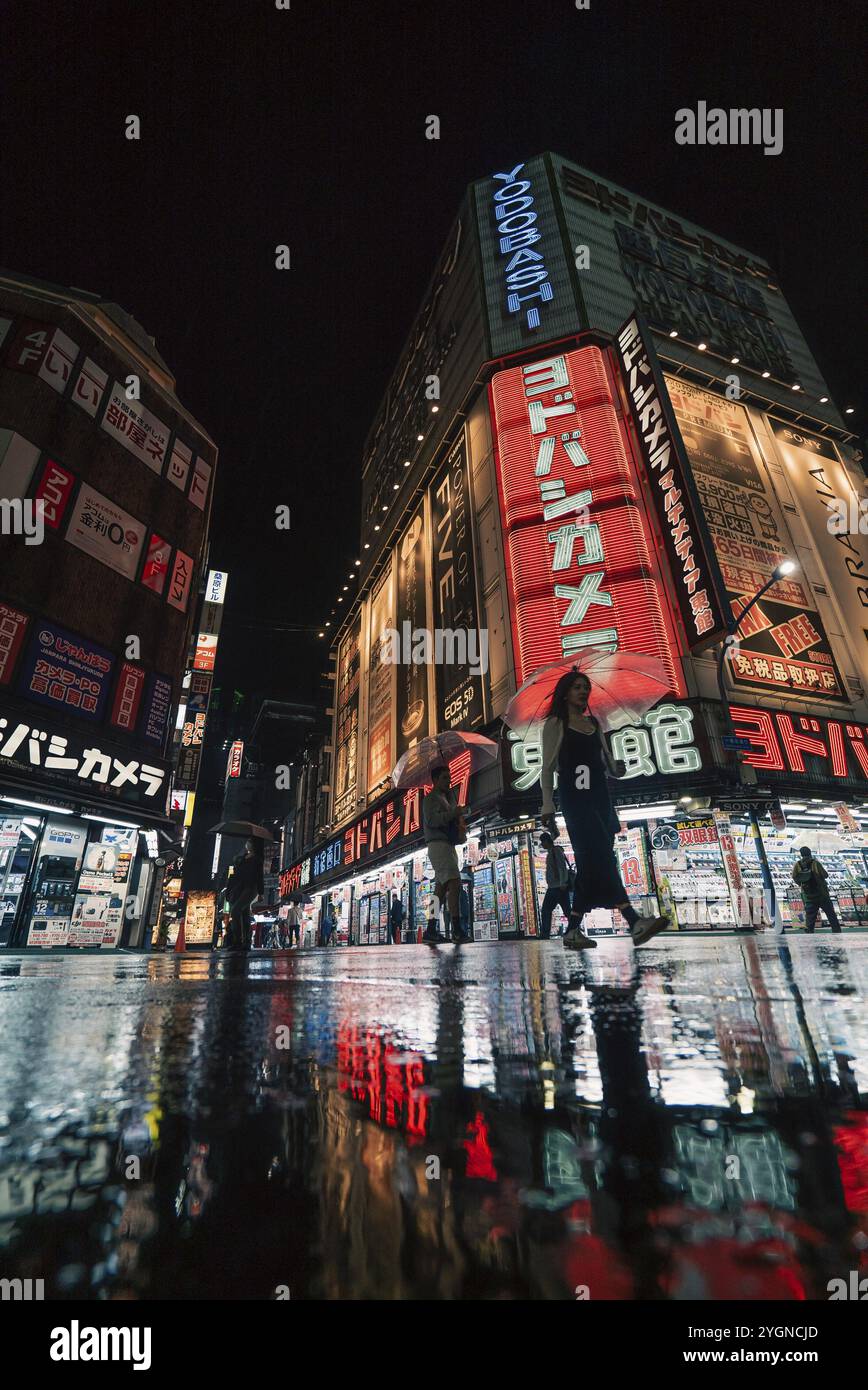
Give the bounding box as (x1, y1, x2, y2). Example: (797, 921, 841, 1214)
(2, 0, 865, 721)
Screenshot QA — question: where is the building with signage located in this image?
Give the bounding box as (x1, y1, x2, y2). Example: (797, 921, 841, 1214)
(0, 270, 218, 948)
(287, 153, 865, 942)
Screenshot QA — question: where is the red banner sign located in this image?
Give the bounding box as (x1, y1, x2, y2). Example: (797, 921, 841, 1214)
(489, 345, 685, 692)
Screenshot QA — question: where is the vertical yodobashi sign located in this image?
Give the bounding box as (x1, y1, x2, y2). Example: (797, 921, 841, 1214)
(615, 314, 728, 651)
(394, 506, 430, 757)
(332, 619, 361, 826)
(429, 435, 485, 731)
(488, 345, 685, 692)
(476, 155, 579, 356)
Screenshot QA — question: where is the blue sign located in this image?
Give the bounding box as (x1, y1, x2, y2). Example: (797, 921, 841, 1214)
(723, 735, 753, 751)
(490, 162, 555, 332)
(17, 620, 115, 723)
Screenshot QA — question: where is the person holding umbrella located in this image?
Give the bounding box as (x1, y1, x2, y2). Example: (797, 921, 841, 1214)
(422, 763, 465, 944)
(540, 670, 669, 950)
(219, 837, 264, 952)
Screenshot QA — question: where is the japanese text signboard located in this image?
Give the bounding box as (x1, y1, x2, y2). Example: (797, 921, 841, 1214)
(489, 345, 685, 691)
(16, 620, 115, 723)
(615, 314, 728, 650)
(666, 378, 846, 700)
(429, 435, 485, 732)
(0, 706, 169, 808)
(100, 383, 169, 476)
(333, 620, 361, 824)
(65, 483, 147, 582)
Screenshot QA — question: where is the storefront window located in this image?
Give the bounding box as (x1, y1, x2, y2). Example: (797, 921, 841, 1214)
(0, 815, 40, 947)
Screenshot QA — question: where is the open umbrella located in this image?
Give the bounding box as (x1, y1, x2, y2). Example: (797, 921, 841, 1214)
(207, 820, 275, 841)
(391, 731, 499, 790)
(503, 650, 674, 734)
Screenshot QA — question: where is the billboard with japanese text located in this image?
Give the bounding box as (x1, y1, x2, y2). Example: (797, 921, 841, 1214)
(489, 345, 685, 691)
(665, 378, 846, 701)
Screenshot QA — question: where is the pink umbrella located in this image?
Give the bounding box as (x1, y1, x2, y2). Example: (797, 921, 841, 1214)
(503, 650, 675, 734)
(391, 731, 499, 790)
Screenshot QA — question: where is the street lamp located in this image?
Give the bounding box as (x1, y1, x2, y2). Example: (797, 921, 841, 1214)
(716, 559, 797, 932)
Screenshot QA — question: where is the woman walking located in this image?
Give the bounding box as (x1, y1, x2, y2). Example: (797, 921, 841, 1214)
(539, 670, 669, 950)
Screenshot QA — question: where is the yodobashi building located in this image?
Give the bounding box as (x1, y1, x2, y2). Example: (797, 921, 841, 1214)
(287, 153, 868, 945)
(0, 271, 217, 949)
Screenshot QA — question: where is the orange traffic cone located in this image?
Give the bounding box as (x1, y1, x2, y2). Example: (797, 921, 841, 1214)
(174, 918, 187, 953)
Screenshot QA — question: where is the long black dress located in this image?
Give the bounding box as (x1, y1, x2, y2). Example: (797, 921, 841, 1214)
(557, 719, 631, 921)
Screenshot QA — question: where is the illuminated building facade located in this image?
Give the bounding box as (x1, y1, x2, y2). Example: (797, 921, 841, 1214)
(283, 154, 866, 941)
(0, 271, 217, 948)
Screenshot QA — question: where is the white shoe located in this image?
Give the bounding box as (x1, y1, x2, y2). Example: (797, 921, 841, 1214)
(631, 914, 670, 946)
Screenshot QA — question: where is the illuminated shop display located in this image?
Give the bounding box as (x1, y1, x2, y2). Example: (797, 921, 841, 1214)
(281, 750, 473, 897)
(489, 345, 685, 690)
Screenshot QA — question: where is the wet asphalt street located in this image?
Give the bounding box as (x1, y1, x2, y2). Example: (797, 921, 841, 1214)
(1, 935, 867, 1301)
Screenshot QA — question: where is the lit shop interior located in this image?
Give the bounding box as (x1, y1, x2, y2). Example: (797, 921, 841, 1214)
(0, 797, 162, 949)
(295, 799, 868, 942)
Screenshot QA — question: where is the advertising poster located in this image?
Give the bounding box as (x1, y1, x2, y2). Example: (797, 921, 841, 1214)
(167, 548, 194, 613)
(5, 321, 78, 394)
(72, 357, 108, 418)
(394, 506, 430, 759)
(366, 563, 394, 796)
(0, 601, 29, 685)
(167, 438, 192, 492)
(109, 661, 146, 732)
(0, 428, 40, 498)
(767, 419, 868, 690)
(193, 632, 218, 672)
(666, 378, 846, 701)
(0, 817, 21, 849)
(141, 673, 173, 747)
(140, 533, 171, 595)
(65, 483, 147, 581)
(615, 827, 652, 895)
(100, 383, 169, 475)
(17, 619, 115, 722)
(189, 457, 211, 511)
(184, 891, 217, 945)
(33, 458, 76, 532)
(429, 436, 485, 732)
(332, 619, 361, 825)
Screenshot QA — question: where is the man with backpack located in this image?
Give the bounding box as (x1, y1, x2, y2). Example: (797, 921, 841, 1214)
(539, 831, 573, 939)
(792, 846, 842, 933)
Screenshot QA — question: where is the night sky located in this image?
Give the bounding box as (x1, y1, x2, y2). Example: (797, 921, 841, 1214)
(2, 0, 864, 721)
